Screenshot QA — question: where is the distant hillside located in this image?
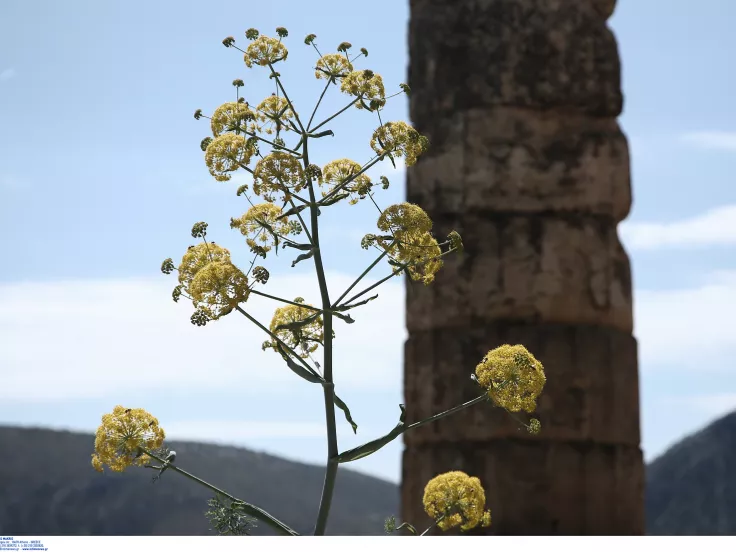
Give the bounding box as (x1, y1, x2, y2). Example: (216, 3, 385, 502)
(0, 426, 397, 536)
(3, 414, 736, 536)
(646, 411, 736, 535)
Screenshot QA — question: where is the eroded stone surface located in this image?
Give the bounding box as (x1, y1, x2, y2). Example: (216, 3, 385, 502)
(401, 440, 644, 535)
(403, 323, 640, 446)
(406, 108, 632, 221)
(409, 0, 623, 122)
(403, 0, 642, 536)
(406, 214, 634, 334)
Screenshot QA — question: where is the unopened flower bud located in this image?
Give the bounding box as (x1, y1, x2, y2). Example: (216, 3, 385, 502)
(191, 221, 208, 238)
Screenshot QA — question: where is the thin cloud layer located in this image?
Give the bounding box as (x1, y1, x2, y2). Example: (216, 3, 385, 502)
(680, 131, 736, 151)
(620, 204, 736, 250)
(634, 270, 736, 370)
(0, 271, 406, 400)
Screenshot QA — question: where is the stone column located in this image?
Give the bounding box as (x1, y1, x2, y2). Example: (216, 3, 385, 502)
(402, 0, 644, 535)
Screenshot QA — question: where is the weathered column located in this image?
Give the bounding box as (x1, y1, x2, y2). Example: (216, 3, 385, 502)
(402, 0, 644, 535)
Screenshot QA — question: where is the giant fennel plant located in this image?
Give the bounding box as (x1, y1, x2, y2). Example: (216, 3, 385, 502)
(91, 27, 547, 537)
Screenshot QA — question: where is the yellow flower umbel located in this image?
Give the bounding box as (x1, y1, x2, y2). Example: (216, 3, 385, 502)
(340, 69, 386, 110)
(210, 101, 256, 136)
(392, 231, 443, 285)
(231, 203, 299, 256)
(370, 121, 429, 166)
(253, 151, 306, 201)
(320, 158, 372, 205)
(244, 35, 288, 68)
(256, 95, 295, 135)
(475, 344, 546, 413)
(423, 471, 492, 532)
(375, 203, 442, 284)
(314, 53, 353, 80)
(189, 261, 250, 320)
(178, 243, 231, 289)
(205, 134, 257, 181)
(377, 202, 433, 237)
(265, 298, 324, 358)
(91, 406, 165, 473)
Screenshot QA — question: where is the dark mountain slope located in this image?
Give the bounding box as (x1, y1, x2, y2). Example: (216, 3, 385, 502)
(3, 412, 736, 536)
(646, 411, 736, 535)
(0, 426, 398, 536)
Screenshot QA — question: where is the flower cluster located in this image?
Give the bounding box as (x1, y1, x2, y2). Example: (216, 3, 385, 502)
(341, 69, 386, 110)
(315, 53, 353, 80)
(320, 158, 373, 205)
(244, 35, 288, 68)
(370, 121, 429, 166)
(210, 101, 257, 136)
(423, 471, 492, 532)
(253, 151, 306, 201)
(475, 344, 546, 413)
(189, 261, 250, 319)
(205, 134, 257, 181)
(374, 203, 443, 284)
(256, 95, 294, 135)
(263, 298, 324, 358)
(230, 203, 301, 257)
(91, 406, 165, 473)
(177, 243, 250, 321)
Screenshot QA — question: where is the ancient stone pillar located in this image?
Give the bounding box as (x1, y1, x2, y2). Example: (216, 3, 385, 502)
(402, 0, 644, 535)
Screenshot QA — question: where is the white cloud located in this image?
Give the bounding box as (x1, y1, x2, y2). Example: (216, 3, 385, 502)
(0, 68, 15, 82)
(164, 420, 327, 440)
(635, 270, 736, 371)
(0, 271, 405, 400)
(680, 131, 736, 151)
(620, 204, 736, 250)
(661, 393, 736, 419)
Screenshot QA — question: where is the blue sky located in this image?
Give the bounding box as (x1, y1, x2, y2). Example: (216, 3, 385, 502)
(1, 0, 736, 485)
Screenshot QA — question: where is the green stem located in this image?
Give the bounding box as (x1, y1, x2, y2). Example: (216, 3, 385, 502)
(234, 305, 319, 377)
(310, 97, 359, 133)
(331, 245, 393, 308)
(341, 246, 459, 308)
(307, 78, 333, 130)
(268, 63, 306, 133)
(140, 449, 298, 536)
(288, 198, 314, 245)
(319, 156, 383, 205)
(248, 288, 322, 311)
(420, 515, 445, 536)
(300, 134, 339, 537)
(404, 395, 487, 433)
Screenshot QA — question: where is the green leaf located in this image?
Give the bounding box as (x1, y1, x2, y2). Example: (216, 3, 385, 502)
(319, 192, 350, 207)
(282, 242, 313, 251)
(291, 250, 314, 267)
(276, 344, 323, 384)
(277, 204, 309, 220)
(335, 404, 406, 462)
(333, 393, 358, 434)
(396, 522, 418, 535)
(273, 312, 321, 332)
(336, 294, 378, 311)
(332, 312, 354, 324)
